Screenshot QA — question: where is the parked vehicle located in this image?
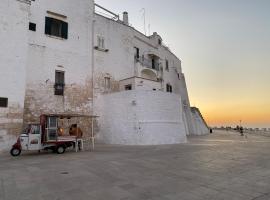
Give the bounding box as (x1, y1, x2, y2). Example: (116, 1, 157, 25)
(10, 114, 97, 156)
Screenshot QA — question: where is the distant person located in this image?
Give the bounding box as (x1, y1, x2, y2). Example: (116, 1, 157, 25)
(210, 128, 213, 134)
(240, 127, 244, 136)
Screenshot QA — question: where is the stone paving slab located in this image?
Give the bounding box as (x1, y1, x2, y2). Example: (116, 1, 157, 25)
(0, 130, 270, 200)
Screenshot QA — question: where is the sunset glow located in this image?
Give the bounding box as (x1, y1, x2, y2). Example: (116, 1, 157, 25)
(96, 0, 270, 128)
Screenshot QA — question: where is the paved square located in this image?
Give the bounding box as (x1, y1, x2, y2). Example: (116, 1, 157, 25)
(1, 130, 270, 200)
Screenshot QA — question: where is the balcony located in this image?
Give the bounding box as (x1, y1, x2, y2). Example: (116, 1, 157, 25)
(135, 56, 160, 71)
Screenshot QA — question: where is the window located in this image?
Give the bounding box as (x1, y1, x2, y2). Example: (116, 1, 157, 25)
(0, 97, 8, 107)
(95, 36, 108, 52)
(166, 84, 172, 93)
(29, 22, 36, 31)
(97, 36, 105, 49)
(104, 77, 111, 90)
(158, 39, 162, 45)
(45, 17, 68, 39)
(54, 71, 65, 96)
(31, 125, 40, 135)
(47, 117, 57, 141)
(125, 85, 132, 90)
(165, 60, 169, 71)
(134, 47, 140, 59)
(152, 59, 155, 69)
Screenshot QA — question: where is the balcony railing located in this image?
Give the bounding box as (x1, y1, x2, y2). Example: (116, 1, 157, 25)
(135, 56, 160, 71)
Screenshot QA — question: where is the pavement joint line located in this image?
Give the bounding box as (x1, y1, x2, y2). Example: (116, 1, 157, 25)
(250, 192, 270, 200)
(1, 131, 270, 200)
(0, 178, 5, 200)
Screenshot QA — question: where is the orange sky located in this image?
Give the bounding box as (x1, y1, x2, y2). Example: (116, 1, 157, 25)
(189, 88, 270, 128)
(96, 0, 270, 128)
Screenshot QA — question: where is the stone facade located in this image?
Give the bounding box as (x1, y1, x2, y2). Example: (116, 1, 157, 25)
(0, 1, 209, 149)
(24, 0, 94, 124)
(0, 0, 30, 150)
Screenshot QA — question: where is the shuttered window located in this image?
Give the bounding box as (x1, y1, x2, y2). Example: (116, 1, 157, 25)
(55, 71, 65, 96)
(45, 17, 68, 39)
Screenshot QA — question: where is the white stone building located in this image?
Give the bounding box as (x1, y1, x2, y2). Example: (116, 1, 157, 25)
(0, 0, 208, 149)
(0, 0, 30, 150)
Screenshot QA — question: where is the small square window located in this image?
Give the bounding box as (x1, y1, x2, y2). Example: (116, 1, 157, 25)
(29, 22, 36, 31)
(125, 85, 132, 90)
(0, 97, 8, 107)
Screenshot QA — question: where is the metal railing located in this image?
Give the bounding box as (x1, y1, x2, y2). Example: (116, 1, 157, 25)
(54, 83, 65, 95)
(135, 56, 160, 71)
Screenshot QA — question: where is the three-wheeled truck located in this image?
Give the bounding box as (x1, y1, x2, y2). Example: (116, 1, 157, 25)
(10, 114, 97, 156)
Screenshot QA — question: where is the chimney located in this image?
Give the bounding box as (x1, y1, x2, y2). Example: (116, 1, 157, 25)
(123, 11, 129, 25)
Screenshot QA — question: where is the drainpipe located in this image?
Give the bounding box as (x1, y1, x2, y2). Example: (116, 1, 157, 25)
(91, 17, 96, 115)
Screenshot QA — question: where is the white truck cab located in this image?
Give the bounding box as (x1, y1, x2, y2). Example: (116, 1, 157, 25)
(20, 124, 42, 151)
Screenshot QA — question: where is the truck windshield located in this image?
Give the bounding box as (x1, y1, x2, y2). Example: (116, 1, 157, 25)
(31, 125, 40, 135)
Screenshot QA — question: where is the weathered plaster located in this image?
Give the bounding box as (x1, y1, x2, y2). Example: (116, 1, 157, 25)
(96, 90, 187, 145)
(0, 1, 209, 150)
(23, 78, 93, 124)
(0, 0, 30, 149)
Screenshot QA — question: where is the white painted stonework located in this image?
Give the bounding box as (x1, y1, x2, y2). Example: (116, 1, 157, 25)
(190, 107, 209, 135)
(96, 91, 187, 145)
(0, 130, 17, 152)
(24, 0, 94, 122)
(0, 1, 209, 150)
(0, 0, 30, 149)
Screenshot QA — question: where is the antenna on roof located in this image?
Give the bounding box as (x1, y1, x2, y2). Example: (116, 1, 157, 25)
(148, 24, 151, 36)
(140, 8, 146, 35)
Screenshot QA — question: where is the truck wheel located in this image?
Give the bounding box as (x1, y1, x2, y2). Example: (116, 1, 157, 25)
(56, 145, 66, 154)
(10, 148, 21, 157)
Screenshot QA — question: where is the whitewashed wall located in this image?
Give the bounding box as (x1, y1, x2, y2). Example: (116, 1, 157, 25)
(24, 0, 94, 124)
(0, 0, 30, 150)
(93, 14, 184, 93)
(93, 13, 201, 136)
(96, 90, 187, 145)
(0, 2, 209, 150)
(190, 107, 209, 135)
(119, 77, 161, 91)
